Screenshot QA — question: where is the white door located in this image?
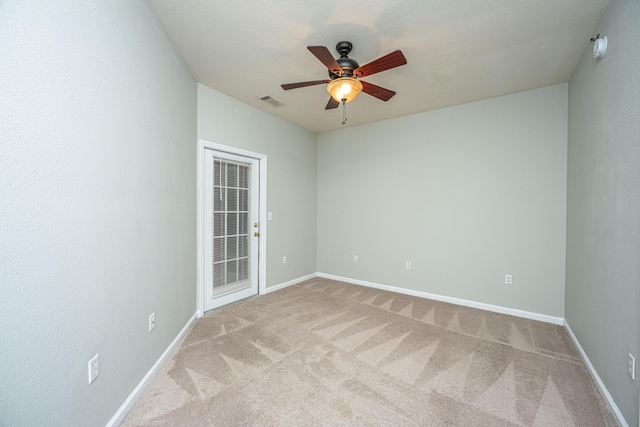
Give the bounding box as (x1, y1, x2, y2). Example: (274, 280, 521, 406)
(203, 149, 260, 312)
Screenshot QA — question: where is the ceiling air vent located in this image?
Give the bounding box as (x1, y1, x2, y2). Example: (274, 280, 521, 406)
(259, 95, 285, 107)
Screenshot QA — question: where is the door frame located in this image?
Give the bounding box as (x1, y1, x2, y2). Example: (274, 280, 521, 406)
(197, 139, 267, 317)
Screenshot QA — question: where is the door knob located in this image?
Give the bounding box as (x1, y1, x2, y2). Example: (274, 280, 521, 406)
(254, 232, 260, 237)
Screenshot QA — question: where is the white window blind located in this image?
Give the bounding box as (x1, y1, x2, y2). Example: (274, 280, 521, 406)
(212, 157, 250, 294)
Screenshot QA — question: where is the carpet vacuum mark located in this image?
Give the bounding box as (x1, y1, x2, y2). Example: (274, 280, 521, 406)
(122, 278, 618, 426)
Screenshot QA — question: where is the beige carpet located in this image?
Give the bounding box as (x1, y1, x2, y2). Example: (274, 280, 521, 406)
(122, 278, 617, 426)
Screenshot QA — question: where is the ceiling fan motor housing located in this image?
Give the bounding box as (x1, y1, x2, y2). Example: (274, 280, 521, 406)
(329, 41, 359, 79)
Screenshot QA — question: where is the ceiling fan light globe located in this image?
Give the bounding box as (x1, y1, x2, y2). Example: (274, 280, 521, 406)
(327, 78, 362, 103)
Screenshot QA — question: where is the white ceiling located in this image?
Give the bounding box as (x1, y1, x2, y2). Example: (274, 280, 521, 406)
(148, 0, 608, 134)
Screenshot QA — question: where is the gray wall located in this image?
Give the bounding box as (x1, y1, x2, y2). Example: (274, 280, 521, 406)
(566, 0, 640, 425)
(318, 85, 568, 317)
(0, 1, 197, 426)
(198, 85, 318, 288)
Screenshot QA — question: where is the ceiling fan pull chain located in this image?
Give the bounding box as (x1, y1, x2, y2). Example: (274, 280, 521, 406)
(342, 98, 347, 125)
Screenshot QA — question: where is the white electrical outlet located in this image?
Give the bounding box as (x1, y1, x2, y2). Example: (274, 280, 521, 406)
(354, 255, 358, 263)
(405, 261, 411, 270)
(282, 256, 287, 264)
(629, 353, 636, 380)
(268, 212, 273, 220)
(149, 312, 156, 332)
(88, 354, 99, 384)
(505, 274, 513, 285)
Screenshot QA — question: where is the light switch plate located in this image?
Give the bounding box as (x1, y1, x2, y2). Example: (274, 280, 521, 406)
(88, 354, 99, 384)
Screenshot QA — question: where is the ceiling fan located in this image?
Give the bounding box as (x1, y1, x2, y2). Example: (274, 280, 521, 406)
(281, 41, 407, 110)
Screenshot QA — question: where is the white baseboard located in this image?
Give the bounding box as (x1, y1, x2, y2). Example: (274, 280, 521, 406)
(106, 312, 198, 427)
(564, 321, 629, 427)
(264, 273, 317, 294)
(316, 272, 564, 325)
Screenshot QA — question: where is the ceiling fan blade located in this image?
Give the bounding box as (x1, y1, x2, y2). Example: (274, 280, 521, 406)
(354, 50, 407, 78)
(281, 80, 330, 90)
(307, 46, 343, 75)
(325, 97, 340, 110)
(361, 81, 396, 101)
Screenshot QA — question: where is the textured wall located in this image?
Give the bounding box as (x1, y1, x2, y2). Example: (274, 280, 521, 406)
(318, 85, 568, 317)
(197, 84, 317, 288)
(566, 0, 640, 424)
(0, 1, 197, 426)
